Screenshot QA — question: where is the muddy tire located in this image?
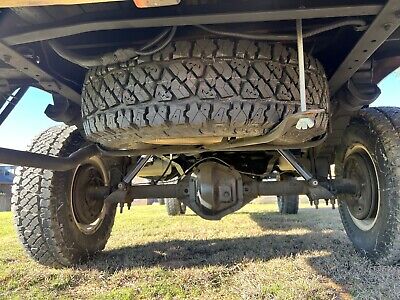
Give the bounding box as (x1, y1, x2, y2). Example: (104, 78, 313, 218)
(165, 198, 186, 216)
(11, 125, 116, 267)
(81, 39, 329, 149)
(336, 107, 400, 265)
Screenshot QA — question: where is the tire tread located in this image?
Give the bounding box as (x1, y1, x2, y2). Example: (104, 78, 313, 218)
(81, 39, 329, 148)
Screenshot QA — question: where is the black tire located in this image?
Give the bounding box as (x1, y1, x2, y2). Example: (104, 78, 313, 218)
(165, 198, 186, 216)
(82, 39, 329, 149)
(336, 107, 400, 265)
(11, 125, 116, 267)
(277, 195, 299, 214)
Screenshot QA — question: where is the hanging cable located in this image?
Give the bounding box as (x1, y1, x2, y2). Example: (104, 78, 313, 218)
(48, 18, 367, 69)
(195, 19, 368, 41)
(49, 26, 177, 68)
(135, 26, 177, 56)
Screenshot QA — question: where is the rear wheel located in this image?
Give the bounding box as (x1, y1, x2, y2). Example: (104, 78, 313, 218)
(11, 125, 116, 267)
(277, 195, 299, 214)
(277, 174, 299, 214)
(336, 107, 400, 265)
(165, 198, 186, 216)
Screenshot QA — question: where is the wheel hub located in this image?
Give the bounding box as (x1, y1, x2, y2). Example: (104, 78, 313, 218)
(343, 145, 379, 230)
(71, 157, 109, 234)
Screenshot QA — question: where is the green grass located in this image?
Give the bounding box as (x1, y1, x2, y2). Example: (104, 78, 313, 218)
(1, 202, 400, 299)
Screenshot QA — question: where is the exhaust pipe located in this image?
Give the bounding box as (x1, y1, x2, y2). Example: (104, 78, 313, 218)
(0, 144, 100, 171)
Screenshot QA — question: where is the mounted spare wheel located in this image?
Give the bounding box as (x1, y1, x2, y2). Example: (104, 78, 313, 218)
(81, 39, 329, 149)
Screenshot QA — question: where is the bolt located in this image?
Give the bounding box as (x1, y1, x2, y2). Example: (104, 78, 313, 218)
(310, 179, 319, 187)
(383, 23, 392, 31)
(223, 191, 230, 198)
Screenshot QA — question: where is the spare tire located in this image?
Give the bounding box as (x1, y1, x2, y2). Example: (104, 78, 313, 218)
(82, 39, 329, 149)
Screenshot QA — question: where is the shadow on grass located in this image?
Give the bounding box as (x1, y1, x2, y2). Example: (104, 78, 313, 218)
(89, 231, 335, 271)
(249, 207, 341, 232)
(85, 207, 400, 297)
(86, 207, 398, 297)
(88, 207, 346, 272)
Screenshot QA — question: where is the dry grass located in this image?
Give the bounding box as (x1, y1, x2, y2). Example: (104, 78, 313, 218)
(1, 201, 400, 299)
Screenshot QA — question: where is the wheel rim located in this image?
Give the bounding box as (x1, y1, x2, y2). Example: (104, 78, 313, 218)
(71, 157, 109, 235)
(344, 144, 380, 231)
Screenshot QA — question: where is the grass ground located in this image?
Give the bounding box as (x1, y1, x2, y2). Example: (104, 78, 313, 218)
(1, 201, 400, 299)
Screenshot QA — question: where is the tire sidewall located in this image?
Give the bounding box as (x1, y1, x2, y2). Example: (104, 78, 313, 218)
(47, 132, 117, 263)
(337, 120, 397, 261)
(52, 169, 116, 259)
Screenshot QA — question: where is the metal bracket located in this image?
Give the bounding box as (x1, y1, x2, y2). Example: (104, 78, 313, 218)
(122, 155, 152, 184)
(0, 41, 81, 104)
(329, 0, 400, 94)
(277, 149, 316, 184)
(107, 155, 152, 212)
(296, 19, 315, 130)
(0, 86, 28, 126)
(3, 4, 383, 46)
(277, 149, 336, 206)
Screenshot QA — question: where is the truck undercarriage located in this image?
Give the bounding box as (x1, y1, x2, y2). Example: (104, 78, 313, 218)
(1, 0, 400, 267)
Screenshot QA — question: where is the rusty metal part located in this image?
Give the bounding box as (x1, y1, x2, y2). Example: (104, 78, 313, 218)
(0, 41, 81, 104)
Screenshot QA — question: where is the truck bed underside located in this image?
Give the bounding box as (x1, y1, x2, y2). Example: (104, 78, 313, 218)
(0, 0, 399, 143)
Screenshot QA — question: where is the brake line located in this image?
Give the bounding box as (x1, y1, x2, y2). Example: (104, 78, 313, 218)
(195, 19, 367, 41)
(49, 26, 177, 68)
